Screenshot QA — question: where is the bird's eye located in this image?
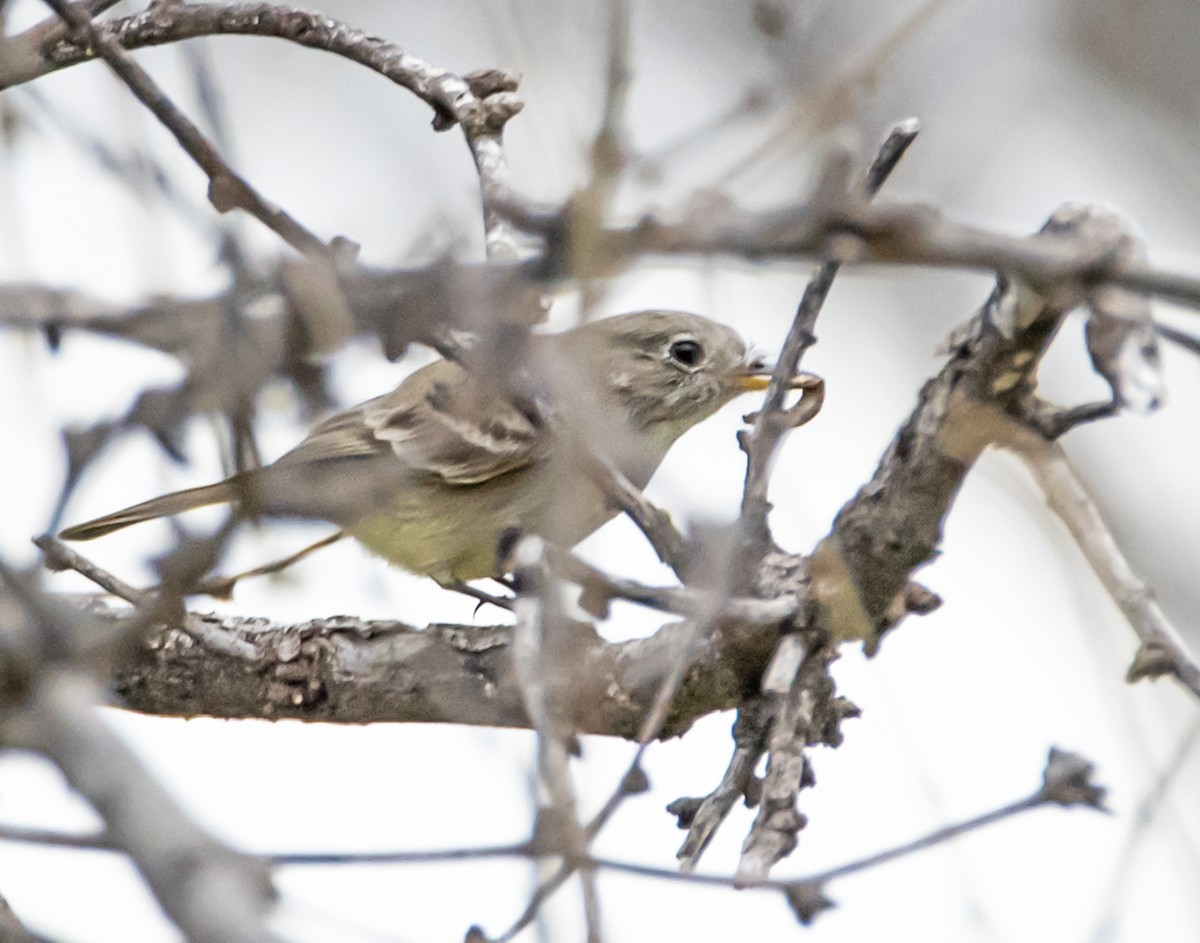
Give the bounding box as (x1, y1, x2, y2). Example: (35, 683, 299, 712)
(668, 339, 704, 368)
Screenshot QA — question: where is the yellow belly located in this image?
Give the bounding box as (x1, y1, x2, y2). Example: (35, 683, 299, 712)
(345, 465, 619, 583)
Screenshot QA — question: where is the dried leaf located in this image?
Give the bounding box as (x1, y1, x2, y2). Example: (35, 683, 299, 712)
(1039, 747, 1107, 810)
(783, 881, 835, 925)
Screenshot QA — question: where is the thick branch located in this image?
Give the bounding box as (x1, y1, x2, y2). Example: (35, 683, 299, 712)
(816, 204, 1152, 648)
(101, 601, 786, 737)
(1, 3, 484, 122)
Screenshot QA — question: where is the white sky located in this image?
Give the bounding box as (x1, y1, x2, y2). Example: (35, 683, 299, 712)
(2, 1, 1200, 941)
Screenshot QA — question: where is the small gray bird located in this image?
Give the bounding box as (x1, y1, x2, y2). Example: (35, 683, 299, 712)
(62, 310, 821, 583)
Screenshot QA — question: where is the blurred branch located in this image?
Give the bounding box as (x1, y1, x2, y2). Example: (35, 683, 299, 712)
(1010, 435, 1200, 703)
(511, 194, 1200, 313)
(0, 891, 41, 943)
(0, 568, 280, 943)
(0, 263, 545, 519)
(40, 0, 327, 256)
(17, 83, 220, 239)
(1089, 718, 1200, 942)
(509, 539, 602, 943)
(1, 1, 525, 256)
(739, 119, 918, 553)
(0, 747, 1105, 934)
(813, 203, 1144, 651)
(577, 449, 690, 575)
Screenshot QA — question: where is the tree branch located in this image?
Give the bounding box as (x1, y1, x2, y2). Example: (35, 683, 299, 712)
(97, 598, 783, 737)
(39, 0, 327, 256)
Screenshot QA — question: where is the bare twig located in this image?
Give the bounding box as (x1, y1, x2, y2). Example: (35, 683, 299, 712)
(455, 67, 524, 259)
(0, 822, 115, 852)
(193, 531, 346, 600)
(550, 547, 798, 624)
(0, 744, 1104, 933)
(509, 538, 603, 943)
(736, 635, 815, 884)
(1156, 322, 1200, 356)
(0, 891, 41, 943)
(0, 570, 280, 943)
(670, 700, 771, 869)
(38, 0, 326, 256)
(4, 2, 524, 260)
(504, 192, 1200, 314)
(739, 120, 918, 553)
(34, 534, 148, 606)
(1007, 434, 1200, 703)
(1089, 719, 1200, 943)
(579, 449, 690, 576)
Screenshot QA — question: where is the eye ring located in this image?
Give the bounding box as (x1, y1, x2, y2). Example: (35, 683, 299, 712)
(668, 338, 705, 369)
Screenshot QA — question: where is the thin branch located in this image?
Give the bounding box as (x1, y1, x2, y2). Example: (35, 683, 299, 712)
(1156, 322, 1200, 356)
(670, 700, 770, 869)
(39, 0, 327, 256)
(550, 547, 798, 625)
(739, 119, 918, 553)
(3, 2, 525, 259)
(1007, 434, 1200, 703)
(0, 748, 1104, 934)
(275, 842, 533, 867)
(34, 534, 147, 606)
(509, 538, 603, 943)
(505, 193, 1200, 314)
(1089, 718, 1200, 943)
(578, 449, 690, 576)
(0, 891, 42, 943)
(735, 634, 813, 884)
(193, 531, 346, 600)
(0, 823, 116, 852)
(0, 569, 280, 943)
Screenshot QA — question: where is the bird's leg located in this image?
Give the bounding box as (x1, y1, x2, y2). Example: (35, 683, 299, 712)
(194, 531, 346, 599)
(441, 579, 515, 614)
(489, 526, 529, 595)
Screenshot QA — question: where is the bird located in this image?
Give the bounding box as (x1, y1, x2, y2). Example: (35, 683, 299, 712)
(61, 310, 822, 585)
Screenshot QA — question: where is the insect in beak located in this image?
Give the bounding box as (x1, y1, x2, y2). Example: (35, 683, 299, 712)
(736, 369, 824, 392)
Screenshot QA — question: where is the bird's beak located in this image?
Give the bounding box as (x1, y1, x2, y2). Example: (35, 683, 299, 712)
(736, 368, 823, 393)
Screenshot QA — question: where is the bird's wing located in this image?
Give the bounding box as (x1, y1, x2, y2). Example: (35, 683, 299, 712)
(276, 360, 547, 485)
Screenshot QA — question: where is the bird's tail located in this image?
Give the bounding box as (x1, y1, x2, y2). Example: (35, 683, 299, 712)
(60, 479, 241, 541)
